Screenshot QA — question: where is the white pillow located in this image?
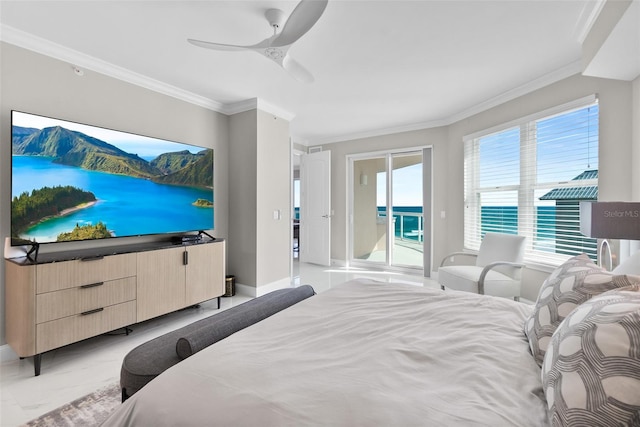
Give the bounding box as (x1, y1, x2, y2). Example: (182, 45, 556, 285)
(612, 250, 640, 275)
(542, 284, 640, 426)
(524, 254, 637, 366)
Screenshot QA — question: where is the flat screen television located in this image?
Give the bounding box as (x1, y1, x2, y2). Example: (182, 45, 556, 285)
(10, 110, 214, 246)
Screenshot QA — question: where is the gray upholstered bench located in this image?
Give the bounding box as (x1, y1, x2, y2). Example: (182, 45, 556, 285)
(120, 285, 316, 401)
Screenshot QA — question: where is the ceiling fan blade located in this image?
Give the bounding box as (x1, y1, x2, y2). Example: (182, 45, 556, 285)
(188, 38, 271, 52)
(282, 54, 314, 83)
(271, 0, 328, 47)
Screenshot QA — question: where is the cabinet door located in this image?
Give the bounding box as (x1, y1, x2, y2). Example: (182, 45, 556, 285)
(185, 241, 225, 305)
(137, 246, 186, 322)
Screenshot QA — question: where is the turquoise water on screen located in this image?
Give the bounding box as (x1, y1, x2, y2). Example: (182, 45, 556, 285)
(12, 156, 214, 242)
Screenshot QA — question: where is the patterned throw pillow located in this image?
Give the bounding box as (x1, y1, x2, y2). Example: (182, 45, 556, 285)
(524, 254, 635, 366)
(542, 284, 640, 426)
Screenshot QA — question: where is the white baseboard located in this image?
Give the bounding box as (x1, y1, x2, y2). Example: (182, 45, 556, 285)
(0, 344, 18, 363)
(236, 277, 293, 298)
(331, 259, 347, 268)
(234, 283, 256, 297)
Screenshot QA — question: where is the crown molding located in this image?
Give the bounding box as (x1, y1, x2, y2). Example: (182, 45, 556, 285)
(445, 60, 584, 126)
(1, 24, 587, 147)
(575, 0, 608, 44)
(222, 99, 260, 115)
(1, 24, 297, 122)
(308, 117, 450, 146)
(0, 24, 227, 113)
(256, 99, 296, 122)
(304, 59, 584, 147)
(223, 98, 296, 121)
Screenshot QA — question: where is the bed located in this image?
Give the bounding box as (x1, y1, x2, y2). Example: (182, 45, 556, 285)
(102, 278, 550, 426)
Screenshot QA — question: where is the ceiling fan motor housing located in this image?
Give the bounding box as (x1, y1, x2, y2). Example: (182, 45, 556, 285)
(265, 8, 286, 30)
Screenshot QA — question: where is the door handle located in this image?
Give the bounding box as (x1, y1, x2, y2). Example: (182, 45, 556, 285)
(322, 214, 330, 218)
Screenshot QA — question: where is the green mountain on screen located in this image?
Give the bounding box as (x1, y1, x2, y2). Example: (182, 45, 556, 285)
(151, 150, 204, 175)
(153, 149, 213, 188)
(12, 126, 212, 189)
(13, 126, 161, 178)
(11, 126, 39, 146)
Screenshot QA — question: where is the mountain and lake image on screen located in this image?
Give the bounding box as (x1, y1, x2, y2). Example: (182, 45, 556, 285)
(11, 111, 214, 245)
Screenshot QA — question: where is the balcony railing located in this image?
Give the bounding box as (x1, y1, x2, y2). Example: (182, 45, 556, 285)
(377, 210, 424, 243)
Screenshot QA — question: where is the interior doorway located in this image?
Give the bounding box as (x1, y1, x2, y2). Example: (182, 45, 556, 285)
(293, 167, 300, 259)
(349, 147, 432, 274)
(299, 150, 331, 266)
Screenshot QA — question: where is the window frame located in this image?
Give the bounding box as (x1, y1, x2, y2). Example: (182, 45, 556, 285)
(463, 95, 599, 267)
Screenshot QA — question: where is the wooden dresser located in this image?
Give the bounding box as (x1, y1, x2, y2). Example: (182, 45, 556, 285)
(5, 238, 225, 375)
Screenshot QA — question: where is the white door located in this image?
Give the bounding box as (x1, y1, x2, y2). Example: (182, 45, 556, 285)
(300, 150, 331, 266)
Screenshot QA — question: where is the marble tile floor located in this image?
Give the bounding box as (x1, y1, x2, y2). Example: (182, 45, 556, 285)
(0, 261, 438, 426)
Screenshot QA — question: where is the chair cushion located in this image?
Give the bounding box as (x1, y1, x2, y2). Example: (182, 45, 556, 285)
(524, 254, 638, 367)
(438, 265, 520, 298)
(476, 233, 526, 278)
(541, 284, 640, 426)
(476, 232, 526, 265)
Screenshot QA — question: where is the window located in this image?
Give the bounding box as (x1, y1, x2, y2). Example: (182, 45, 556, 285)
(464, 96, 599, 266)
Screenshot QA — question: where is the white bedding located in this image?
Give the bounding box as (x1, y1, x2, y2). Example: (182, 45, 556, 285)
(102, 279, 549, 426)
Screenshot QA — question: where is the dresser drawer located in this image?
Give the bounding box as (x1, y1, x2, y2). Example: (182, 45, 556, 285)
(36, 300, 136, 353)
(36, 277, 136, 323)
(36, 253, 136, 293)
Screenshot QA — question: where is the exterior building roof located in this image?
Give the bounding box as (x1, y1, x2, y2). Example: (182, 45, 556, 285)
(539, 170, 598, 201)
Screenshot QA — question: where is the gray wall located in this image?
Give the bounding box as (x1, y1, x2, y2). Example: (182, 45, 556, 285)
(0, 42, 230, 346)
(256, 110, 291, 288)
(446, 74, 634, 300)
(228, 110, 258, 288)
(1, 42, 637, 345)
(320, 73, 635, 302)
(318, 126, 449, 264)
(228, 109, 291, 293)
(447, 73, 634, 248)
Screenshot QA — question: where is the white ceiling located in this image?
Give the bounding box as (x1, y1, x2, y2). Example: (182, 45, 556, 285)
(0, 0, 632, 145)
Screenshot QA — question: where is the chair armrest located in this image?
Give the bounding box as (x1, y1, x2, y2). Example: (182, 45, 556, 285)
(440, 252, 478, 267)
(478, 261, 525, 294)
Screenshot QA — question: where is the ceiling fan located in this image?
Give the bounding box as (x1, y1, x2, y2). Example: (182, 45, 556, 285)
(188, 0, 328, 83)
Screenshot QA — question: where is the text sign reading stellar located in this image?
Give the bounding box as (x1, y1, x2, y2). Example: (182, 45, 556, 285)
(580, 202, 640, 240)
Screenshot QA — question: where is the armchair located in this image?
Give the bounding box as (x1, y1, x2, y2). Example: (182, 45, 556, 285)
(438, 232, 526, 300)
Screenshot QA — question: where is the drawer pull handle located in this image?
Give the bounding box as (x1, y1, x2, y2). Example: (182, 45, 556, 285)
(81, 282, 104, 289)
(81, 308, 104, 316)
(80, 255, 104, 262)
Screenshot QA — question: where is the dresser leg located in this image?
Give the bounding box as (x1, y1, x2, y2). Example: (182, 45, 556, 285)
(217, 296, 221, 310)
(34, 354, 42, 376)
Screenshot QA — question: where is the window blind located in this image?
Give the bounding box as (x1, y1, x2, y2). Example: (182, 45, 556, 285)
(464, 97, 599, 266)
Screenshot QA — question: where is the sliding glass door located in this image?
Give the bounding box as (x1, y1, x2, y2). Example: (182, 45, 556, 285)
(352, 156, 387, 263)
(391, 152, 424, 268)
(350, 148, 431, 273)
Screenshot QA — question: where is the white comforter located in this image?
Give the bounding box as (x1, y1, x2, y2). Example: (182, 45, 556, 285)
(102, 279, 549, 426)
